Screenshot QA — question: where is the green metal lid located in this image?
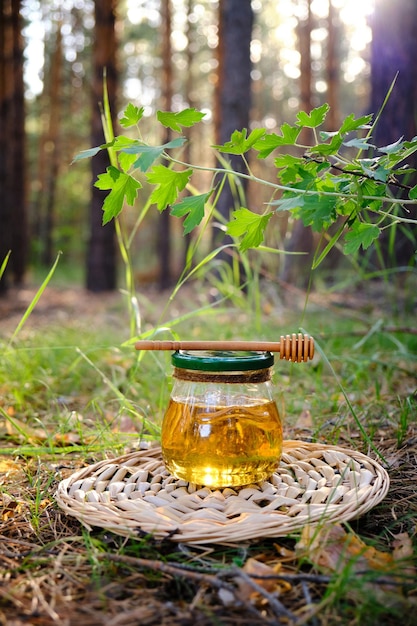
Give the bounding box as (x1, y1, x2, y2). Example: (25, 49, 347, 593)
(171, 350, 274, 372)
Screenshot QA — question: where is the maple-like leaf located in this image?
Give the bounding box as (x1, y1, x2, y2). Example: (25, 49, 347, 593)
(146, 165, 192, 211)
(171, 191, 212, 234)
(344, 221, 380, 254)
(121, 137, 186, 172)
(119, 102, 144, 128)
(214, 128, 266, 155)
(95, 166, 142, 223)
(157, 108, 205, 132)
(309, 134, 343, 157)
(226, 207, 273, 251)
(254, 123, 301, 158)
(270, 194, 305, 212)
(296, 103, 329, 128)
(339, 112, 373, 134)
(295, 192, 337, 231)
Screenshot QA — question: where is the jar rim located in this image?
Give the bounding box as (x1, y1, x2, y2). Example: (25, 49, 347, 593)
(171, 350, 274, 371)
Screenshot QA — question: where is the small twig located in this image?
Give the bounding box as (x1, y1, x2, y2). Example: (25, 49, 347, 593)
(307, 156, 413, 191)
(98, 552, 236, 593)
(232, 566, 297, 623)
(99, 553, 299, 624)
(300, 580, 319, 626)
(0, 536, 42, 548)
(226, 572, 332, 585)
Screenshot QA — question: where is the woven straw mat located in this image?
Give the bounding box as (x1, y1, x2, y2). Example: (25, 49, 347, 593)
(55, 441, 389, 545)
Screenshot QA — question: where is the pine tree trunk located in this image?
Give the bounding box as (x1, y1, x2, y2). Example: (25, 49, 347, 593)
(369, 0, 417, 265)
(181, 0, 195, 268)
(86, 0, 118, 292)
(40, 25, 63, 267)
(282, 0, 314, 287)
(326, 0, 340, 131)
(213, 0, 253, 254)
(158, 0, 173, 290)
(0, 0, 27, 293)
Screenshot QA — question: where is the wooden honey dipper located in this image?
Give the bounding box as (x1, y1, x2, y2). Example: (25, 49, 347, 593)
(135, 333, 314, 362)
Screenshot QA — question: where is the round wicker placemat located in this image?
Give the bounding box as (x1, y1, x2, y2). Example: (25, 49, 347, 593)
(55, 441, 389, 545)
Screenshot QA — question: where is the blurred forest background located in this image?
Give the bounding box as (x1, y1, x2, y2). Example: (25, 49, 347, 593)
(1, 0, 416, 296)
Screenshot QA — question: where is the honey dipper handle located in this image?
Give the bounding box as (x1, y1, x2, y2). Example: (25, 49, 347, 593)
(135, 334, 314, 362)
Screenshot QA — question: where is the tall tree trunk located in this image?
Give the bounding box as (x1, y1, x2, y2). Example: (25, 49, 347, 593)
(370, 0, 417, 147)
(298, 0, 313, 121)
(181, 0, 195, 268)
(0, 0, 27, 293)
(326, 0, 340, 131)
(213, 0, 253, 254)
(369, 0, 417, 266)
(282, 0, 313, 287)
(0, 0, 13, 294)
(158, 0, 173, 290)
(36, 24, 63, 267)
(86, 0, 118, 292)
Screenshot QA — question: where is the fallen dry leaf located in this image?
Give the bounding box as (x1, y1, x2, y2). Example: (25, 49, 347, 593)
(235, 557, 292, 601)
(5, 415, 81, 446)
(5, 415, 49, 442)
(54, 432, 82, 445)
(392, 532, 414, 561)
(297, 524, 394, 574)
(113, 414, 141, 433)
(1, 496, 26, 521)
(294, 409, 313, 430)
(273, 542, 297, 562)
(392, 532, 416, 580)
(0, 458, 21, 474)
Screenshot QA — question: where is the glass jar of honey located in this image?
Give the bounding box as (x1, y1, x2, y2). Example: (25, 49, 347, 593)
(161, 351, 282, 488)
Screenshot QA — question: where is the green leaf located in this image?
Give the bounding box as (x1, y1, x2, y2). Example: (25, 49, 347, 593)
(339, 113, 373, 134)
(319, 130, 340, 141)
(309, 134, 343, 156)
(296, 103, 329, 128)
(254, 123, 301, 158)
(113, 136, 139, 149)
(134, 146, 168, 172)
(146, 165, 192, 211)
(344, 221, 380, 254)
(157, 108, 205, 132)
(226, 208, 273, 251)
(274, 154, 302, 169)
(171, 191, 212, 234)
(94, 166, 142, 223)
(358, 159, 390, 182)
(269, 195, 305, 211)
(378, 137, 404, 154)
(403, 138, 417, 149)
(409, 184, 417, 200)
(112, 136, 141, 172)
(294, 192, 337, 231)
(356, 177, 385, 199)
(119, 103, 144, 128)
(120, 137, 186, 172)
(118, 151, 138, 172)
(343, 138, 375, 150)
(72, 145, 104, 162)
(214, 128, 266, 154)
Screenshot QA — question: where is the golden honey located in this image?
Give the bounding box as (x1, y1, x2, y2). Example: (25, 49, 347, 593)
(161, 397, 282, 487)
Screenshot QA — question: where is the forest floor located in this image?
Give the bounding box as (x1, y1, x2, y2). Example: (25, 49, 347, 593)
(1, 280, 416, 625)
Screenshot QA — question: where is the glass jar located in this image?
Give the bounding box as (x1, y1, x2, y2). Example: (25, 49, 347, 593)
(161, 351, 282, 488)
